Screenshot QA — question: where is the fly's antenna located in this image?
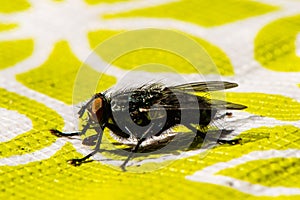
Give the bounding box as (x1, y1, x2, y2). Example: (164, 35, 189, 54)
(78, 100, 91, 118)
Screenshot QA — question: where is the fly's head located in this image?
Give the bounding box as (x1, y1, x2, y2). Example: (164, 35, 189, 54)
(78, 93, 107, 125)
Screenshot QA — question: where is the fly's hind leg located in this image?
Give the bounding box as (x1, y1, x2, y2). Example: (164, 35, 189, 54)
(186, 124, 241, 149)
(186, 124, 208, 149)
(217, 138, 241, 145)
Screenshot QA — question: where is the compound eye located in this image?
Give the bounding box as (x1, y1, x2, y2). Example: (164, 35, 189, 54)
(89, 97, 103, 122)
(92, 98, 103, 114)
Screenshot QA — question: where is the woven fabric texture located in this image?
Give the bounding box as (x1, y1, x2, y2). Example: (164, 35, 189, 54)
(0, 0, 300, 199)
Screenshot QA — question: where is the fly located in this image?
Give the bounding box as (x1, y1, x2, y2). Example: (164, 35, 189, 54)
(50, 81, 247, 170)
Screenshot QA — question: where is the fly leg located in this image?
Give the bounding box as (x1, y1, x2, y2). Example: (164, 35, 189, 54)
(52, 93, 102, 138)
(82, 122, 131, 146)
(68, 125, 105, 166)
(120, 138, 146, 171)
(120, 123, 154, 171)
(217, 138, 241, 145)
(186, 124, 208, 149)
(186, 124, 241, 149)
(50, 122, 91, 137)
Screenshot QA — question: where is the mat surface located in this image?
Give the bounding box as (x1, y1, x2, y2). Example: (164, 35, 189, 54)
(0, 0, 300, 199)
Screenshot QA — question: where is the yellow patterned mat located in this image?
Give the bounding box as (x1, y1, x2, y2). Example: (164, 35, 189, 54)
(1, 0, 300, 199)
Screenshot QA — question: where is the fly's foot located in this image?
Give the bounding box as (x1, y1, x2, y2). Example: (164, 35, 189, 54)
(217, 138, 242, 145)
(68, 158, 85, 166)
(50, 129, 82, 137)
(225, 112, 233, 117)
(50, 129, 64, 137)
(120, 163, 127, 172)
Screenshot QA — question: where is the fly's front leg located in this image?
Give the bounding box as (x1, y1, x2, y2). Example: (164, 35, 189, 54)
(68, 124, 105, 166)
(50, 122, 91, 137)
(186, 124, 241, 149)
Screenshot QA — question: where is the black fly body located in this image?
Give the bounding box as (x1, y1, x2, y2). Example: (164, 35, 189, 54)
(51, 81, 247, 170)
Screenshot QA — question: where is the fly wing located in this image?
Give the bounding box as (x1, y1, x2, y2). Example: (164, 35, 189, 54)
(207, 99, 247, 110)
(110, 82, 246, 113)
(138, 93, 247, 112)
(169, 81, 238, 92)
(110, 81, 238, 99)
(140, 103, 246, 111)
